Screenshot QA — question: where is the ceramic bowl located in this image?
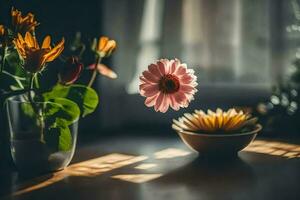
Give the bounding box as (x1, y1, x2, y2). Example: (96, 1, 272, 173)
(175, 124, 262, 157)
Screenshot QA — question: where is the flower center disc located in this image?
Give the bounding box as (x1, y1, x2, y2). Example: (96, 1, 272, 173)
(159, 74, 180, 94)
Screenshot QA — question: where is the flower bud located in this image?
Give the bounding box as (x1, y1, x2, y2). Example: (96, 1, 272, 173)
(94, 36, 117, 58)
(59, 56, 83, 85)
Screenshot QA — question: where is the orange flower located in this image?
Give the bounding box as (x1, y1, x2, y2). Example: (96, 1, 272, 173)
(11, 8, 39, 34)
(0, 25, 4, 37)
(0, 25, 5, 46)
(94, 36, 116, 58)
(13, 32, 64, 73)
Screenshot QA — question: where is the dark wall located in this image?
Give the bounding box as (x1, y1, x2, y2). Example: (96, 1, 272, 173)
(0, 0, 102, 39)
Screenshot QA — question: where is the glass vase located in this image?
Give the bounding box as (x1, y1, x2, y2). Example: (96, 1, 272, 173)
(6, 95, 78, 175)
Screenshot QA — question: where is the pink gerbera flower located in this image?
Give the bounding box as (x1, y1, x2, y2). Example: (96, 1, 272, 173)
(139, 58, 198, 113)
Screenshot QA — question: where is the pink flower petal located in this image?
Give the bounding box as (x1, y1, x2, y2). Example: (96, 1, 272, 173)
(161, 59, 170, 74)
(175, 66, 187, 76)
(180, 74, 194, 84)
(169, 60, 177, 74)
(145, 94, 158, 107)
(157, 61, 166, 75)
(185, 93, 195, 101)
(154, 92, 164, 112)
(140, 83, 156, 90)
(187, 68, 195, 74)
(142, 71, 159, 83)
(139, 76, 147, 84)
(180, 85, 196, 93)
(140, 76, 155, 85)
(140, 84, 159, 97)
(173, 91, 187, 104)
(148, 64, 162, 78)
(169, 95, 179, 110)
(159, 94, 171, 113)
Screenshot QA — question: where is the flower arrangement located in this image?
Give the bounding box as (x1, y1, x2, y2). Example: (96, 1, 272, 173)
(0, 8, 117, 155)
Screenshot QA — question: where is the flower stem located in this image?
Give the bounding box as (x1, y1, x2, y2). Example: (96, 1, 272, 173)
(34, 73, 40, 88)
(88, 55, 101, 87)
(28, 73, 44, 142)
(78, 44, 86, 59)
(28, 73, 35, 104)
(0, 46, 7, 73)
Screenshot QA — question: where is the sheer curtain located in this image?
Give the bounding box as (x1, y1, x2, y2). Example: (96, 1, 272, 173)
(98, 0, 289, 128)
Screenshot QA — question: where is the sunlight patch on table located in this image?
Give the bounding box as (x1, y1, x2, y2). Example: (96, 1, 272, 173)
(135, 163, 157, 170)
(64, 153, 148, 177)
(154, 148, 191, 159)
(13, 153, 148, 196)
(244, 140, 300, 159)
(111, 174, 162, 183)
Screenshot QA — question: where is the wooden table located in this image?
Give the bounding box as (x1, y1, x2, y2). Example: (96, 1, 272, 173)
(0, 134, 300, 200)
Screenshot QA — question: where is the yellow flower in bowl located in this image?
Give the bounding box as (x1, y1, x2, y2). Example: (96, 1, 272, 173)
(172, 108, 262, 156)
(173, 108, 257, 133)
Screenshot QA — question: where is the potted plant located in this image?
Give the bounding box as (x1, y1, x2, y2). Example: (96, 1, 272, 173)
(0, 8, 117, 174)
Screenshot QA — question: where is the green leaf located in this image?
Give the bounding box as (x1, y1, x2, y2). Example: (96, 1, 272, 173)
(56, 119, 73, 151)
(43, 84, 99, 117)
(18, 97, 78, 152)
(45, 119, 73, 152)
(20, 97, 80, 125)
(21, 102, 35, 118)
(42, 99, 79, 152)
(44, 97, 80, 125)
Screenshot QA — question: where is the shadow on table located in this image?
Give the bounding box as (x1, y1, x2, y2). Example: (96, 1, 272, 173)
(147, 148, 300, 200)
(154, 156, 256, 188)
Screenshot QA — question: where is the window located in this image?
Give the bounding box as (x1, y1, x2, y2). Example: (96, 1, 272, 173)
(98, 0, 295, 128)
